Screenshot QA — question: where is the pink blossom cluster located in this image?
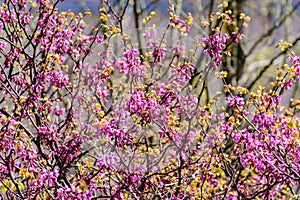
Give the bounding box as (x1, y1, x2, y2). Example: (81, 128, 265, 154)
(202, 32, 244, 68)
(128, 89, 158, 125)
(202, 33, 230, 68)
(115, 48, 146, 78)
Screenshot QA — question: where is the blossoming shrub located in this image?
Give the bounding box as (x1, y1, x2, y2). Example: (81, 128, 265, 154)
(0, 0, 299, 199)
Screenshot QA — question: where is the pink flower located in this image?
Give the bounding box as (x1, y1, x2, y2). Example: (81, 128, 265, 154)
(115, 48, 146, 78)
(152, 47, 166, 61)
(225, 96, 244, 109)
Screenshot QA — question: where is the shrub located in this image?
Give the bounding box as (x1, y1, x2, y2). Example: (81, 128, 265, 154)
(0, 0, 300, 199)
